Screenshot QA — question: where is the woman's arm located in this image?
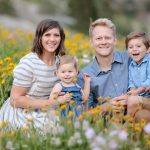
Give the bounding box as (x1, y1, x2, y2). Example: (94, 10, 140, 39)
(10, 85, 57, 109)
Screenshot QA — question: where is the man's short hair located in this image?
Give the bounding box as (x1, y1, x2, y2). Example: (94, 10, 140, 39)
(89, 18, 116, 37)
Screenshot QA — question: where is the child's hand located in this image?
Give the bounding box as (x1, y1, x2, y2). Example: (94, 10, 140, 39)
(127, 89, 138, 96)
(127, 87, 145, 96)
(62, 93, 72, 102)
(83, 73, 91, 83)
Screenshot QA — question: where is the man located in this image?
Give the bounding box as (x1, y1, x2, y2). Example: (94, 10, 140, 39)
(77, 18, 150, 122)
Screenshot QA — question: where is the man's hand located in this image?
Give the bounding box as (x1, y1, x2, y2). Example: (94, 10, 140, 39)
(110, 94, 128, 113)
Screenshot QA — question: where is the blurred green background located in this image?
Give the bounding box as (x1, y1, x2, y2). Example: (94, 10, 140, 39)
(0, 0, 150, 37)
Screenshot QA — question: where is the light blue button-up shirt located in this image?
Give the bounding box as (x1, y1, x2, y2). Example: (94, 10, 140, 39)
(129, 53, 150, 97)
(77, 51, 130, 107)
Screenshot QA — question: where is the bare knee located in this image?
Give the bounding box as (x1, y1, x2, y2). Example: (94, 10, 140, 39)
(135, 109, 150, 122)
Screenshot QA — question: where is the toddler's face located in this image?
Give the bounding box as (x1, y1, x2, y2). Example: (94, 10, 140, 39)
(127, 38, 148, 64)
(57, 63, 78, 84)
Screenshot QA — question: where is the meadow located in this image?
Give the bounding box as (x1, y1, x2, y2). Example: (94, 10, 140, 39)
(0, 26, 150, 150)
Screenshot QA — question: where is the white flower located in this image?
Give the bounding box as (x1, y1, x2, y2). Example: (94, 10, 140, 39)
(143, 123, 150, 133)
(5, 141, 14, 150)
(95, 135, 106, 146)
(82, 120, 89, 130)
(108, 130, 118, 137)
(92, 147, 102, 150)
(67, 136, 76, 147)
(85, 128, 95, 140)
(77, 139, 83, 145)
(58, 126, 65, 135)
(108, 140, 118, 150)
(118, 130, 128, 141)
(22, 144, 28, 148)
(90, 142, 102, 150)
(51, 127, 59, 135)
(74, 132, 81, 139)
(51, 137, 61, 146)
(74, 121, 81, 129)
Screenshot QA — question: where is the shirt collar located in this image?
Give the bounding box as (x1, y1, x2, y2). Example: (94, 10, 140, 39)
(131, 53, 150, 66)
(91, 52, 123, 76)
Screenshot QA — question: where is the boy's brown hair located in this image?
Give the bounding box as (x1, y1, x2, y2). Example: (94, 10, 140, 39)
(56, 55, 78, 71)
(125, 32, 150, 49)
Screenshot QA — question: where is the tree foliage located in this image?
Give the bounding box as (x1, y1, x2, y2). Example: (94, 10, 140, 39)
(0, 0, 16, 15)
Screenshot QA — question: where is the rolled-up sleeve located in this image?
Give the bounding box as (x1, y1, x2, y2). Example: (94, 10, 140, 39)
(13, 59, 34, 87)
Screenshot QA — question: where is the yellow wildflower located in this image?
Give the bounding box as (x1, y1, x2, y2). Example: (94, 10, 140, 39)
(4, 57, 12, 62)
(22, 126, 29, 131)
(77, 114, 84, 121)
(1, 79, 5, 85)
(77, 105, 82, 110)
(0, 60, 3, 66)
(0, 121, 6, 128)
(68, 111, 74, 117)
(53, 92, 58, 99)
(60, 104, 67, 110)
(67, 120, 72, 126)
(97, 96, 103, 102)
(8, 132, 15, 138)
(147, 140, 150, 146)
(26, 117, 33, 123)
(70, 101, 75, 106)
(0, 132, 3, 138)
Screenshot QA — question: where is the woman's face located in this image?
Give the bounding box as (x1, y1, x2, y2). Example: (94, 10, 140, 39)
(41, 28, 61, 54)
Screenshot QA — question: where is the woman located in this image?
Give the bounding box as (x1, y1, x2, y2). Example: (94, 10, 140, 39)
(0, 19, 66, 128)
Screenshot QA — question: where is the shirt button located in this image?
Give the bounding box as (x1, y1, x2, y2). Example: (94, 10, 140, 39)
(115, 84, 118, 87)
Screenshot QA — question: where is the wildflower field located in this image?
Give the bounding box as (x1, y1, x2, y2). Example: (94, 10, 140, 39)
(0, 26, 150, 150)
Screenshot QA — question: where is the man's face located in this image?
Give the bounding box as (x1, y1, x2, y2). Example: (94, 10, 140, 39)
(90, 26, 116, 58)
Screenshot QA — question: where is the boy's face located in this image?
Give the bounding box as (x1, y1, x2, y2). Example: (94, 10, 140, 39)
(90, 26, 116, 58)
(56, 63, 78, 84)
(127, 38, 148, 64)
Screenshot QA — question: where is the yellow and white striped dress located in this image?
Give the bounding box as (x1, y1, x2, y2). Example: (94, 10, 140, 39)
(0, 52, 59, 128)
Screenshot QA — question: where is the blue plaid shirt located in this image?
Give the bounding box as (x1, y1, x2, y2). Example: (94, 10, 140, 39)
(77, 51, 130, 107)
(129, 53, 150, 97)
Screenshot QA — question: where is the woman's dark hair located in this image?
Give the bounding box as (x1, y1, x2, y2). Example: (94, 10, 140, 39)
(32, 19, 66, 56)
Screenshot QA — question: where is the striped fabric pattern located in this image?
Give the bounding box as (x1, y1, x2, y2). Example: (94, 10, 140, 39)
(0, 53, 59, 128)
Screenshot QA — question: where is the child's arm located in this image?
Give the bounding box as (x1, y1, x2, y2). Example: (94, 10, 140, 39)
(49, 83, 71, 104)
(141, 61, 150, 87)
(49, 83, 62, 101)
(82, 73, 91, 102)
